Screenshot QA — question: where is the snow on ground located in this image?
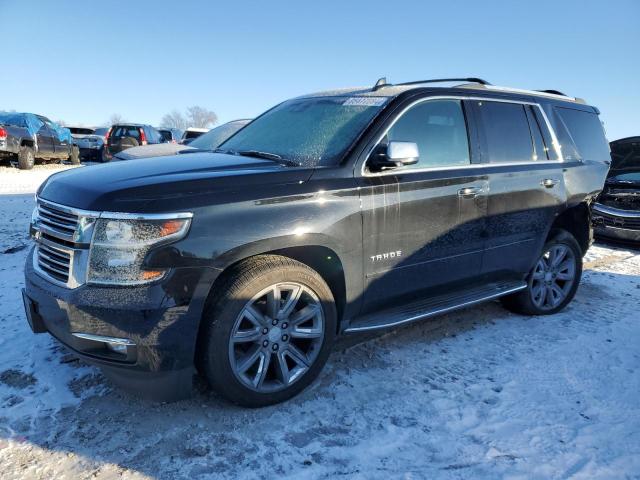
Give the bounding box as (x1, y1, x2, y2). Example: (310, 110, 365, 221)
(0, 167, 639, 479)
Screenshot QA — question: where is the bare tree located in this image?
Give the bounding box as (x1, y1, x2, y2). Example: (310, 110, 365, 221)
(160, 110, 187, 130)
(186, 106, 217, 128)
(55, 119, 67, 127)
(108, 113, 125, 125)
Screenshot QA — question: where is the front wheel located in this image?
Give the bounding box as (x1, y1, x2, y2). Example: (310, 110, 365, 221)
(501, 230, 583, 315)
(199, 255, 336, 407)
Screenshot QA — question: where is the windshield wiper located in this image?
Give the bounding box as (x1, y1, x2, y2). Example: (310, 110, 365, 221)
(237, 150, 282, 161)
(213, 148, 300, 166)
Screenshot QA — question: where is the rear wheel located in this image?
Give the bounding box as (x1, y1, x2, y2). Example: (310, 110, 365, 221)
(69, 145, 80, 164)
(501, 230, 582, 315)
(17, 145, 35, 170)
(199, 255, 336, 407)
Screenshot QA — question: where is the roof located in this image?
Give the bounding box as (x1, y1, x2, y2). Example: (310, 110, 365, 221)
(298, 78, 587, 106)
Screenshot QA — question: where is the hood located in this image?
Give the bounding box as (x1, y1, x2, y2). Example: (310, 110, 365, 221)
(608, 137, 640, 177)
(38, 152, 313, 212)
(114, 143, 191, 160)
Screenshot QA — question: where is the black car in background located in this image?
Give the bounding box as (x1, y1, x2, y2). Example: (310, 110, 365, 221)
(103, 123, 163, 161)
(157, 127, 183, 144)
(112, 119, 250, 161)
(592, 137, 640, 244)
(24, 78, 609, 406)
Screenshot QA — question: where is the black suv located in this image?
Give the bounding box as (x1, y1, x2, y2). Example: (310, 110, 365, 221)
(23, 78, 609, 406)
(103, 123, 163, 160)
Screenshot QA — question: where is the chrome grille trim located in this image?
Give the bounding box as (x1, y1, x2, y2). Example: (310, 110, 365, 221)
(37, 201, 80, 241)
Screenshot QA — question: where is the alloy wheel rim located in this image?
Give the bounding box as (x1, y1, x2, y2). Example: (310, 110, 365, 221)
(228, 282, 325, 393)
(530, 244, 576, 310)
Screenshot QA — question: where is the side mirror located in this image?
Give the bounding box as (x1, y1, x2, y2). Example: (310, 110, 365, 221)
(369, 141, 419, 171)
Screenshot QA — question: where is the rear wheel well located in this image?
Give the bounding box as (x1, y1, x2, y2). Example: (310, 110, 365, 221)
(548, 203, 591, 255)
(20, 139, 34, 148)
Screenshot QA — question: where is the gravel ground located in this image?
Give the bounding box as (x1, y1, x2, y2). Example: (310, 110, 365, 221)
(0, 166, 639, 479)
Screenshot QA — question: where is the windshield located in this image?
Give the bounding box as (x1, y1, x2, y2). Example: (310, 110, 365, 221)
(94, 127, 109, 136)
(190, 120, 250, 150)
(69, 127, 95, 135)
(220, 96, 388, 167)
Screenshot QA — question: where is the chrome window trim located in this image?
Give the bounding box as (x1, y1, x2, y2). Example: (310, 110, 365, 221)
(360, 95, 564, 178)
(593, 203, 640, 218)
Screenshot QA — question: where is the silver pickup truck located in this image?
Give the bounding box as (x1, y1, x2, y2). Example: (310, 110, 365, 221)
(0, 112, 79, 169)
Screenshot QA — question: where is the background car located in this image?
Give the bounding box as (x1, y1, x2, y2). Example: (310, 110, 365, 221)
(68, 126, 108, 162)
(0, 112, 78, 169)
(157, 127, 183, 144)
(112, 119, 250, 161)
(180, 127, 209, 144)
(103, 123, 163, 160)
(592, 136, 640, 244)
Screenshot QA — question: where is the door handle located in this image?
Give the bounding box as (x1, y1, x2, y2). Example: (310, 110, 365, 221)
(540, 178, 559, 188)
(458, 186, 483, 198)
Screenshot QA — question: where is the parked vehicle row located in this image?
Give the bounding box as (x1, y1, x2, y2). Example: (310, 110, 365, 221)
(23, 77, 611, 407)
(112, 119, 251, 160)
(0, 112, 79, 169)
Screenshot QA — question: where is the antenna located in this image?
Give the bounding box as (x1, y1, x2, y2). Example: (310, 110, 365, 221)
(372, 77, 388, 91)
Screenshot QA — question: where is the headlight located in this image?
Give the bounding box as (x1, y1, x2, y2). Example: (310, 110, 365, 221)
(88, 215, 191, 285)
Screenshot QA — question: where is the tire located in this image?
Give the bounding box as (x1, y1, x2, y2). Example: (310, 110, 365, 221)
(17, 145, 35, 170)
(69, 145, 80, 165)
(199, 255, 336, 407)
(501, 229, 582, 315)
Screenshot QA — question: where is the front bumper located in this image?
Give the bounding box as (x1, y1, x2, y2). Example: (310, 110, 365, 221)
(24, 248, 220, 401)
(592, 203, 640, 244)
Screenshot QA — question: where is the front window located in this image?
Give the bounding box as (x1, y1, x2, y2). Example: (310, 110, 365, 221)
(220, 96, 388, 167)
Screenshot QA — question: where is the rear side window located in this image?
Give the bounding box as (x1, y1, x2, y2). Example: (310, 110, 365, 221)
(554, 107, 609, 161)
(475, 101, 533, 163)
(385, 99, 470, 169)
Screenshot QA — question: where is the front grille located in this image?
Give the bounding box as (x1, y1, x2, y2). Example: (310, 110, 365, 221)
(33, 199, 92, 288)
(37, 202, 79, 241)
(36, 241, 71, 283)
(594, 211, 640, 230)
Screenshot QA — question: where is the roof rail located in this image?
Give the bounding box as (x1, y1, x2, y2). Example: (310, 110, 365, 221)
(372, 77, 491, 91)
(537, 89, 568, 96)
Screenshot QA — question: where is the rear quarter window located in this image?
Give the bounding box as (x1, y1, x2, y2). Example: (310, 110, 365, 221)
(554, 107, 609, 162)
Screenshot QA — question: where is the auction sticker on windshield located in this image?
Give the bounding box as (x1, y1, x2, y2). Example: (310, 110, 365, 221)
(342, 97, 387, 107)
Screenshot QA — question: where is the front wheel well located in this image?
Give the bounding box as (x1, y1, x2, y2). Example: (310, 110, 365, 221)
(196, 246, 347, 356)
(548, 203, 591, 255)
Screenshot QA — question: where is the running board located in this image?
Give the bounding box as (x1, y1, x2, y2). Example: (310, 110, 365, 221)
(344, 281, 527, 333)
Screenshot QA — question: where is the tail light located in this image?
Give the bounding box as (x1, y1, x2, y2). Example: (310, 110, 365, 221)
(0, 127, 7, 139)
(139, 128, 147, 146)
(105, 127, 112, 144)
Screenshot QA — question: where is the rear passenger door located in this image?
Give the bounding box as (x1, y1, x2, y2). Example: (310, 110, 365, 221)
(469, 99, 567, 279)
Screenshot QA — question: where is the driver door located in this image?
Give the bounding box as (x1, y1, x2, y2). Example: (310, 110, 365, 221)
(358, 98, 488, 313)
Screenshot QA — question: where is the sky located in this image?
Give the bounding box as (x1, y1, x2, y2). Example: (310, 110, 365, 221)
(0, 0, 638, 140)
